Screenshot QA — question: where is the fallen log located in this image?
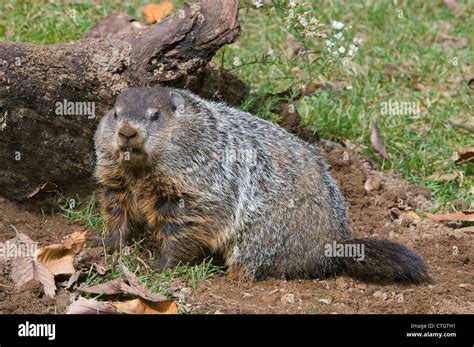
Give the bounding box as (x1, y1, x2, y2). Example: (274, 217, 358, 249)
(0, 0, 242, 198)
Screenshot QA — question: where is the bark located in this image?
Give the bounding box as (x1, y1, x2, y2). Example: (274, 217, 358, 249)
(0, 0, 242, 198)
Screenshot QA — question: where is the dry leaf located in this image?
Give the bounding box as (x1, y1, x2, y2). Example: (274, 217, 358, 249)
(35, 229, 88, 276)
(428, 172, 458, 181)
(78, 278, 124, 295)
(66, 271, 83, 289)
(27, 182, 59, 198)
(444, 0, 462, 11)
(453, 147, 474, 164)
(439, 33, 469, 49)
(10, 257, 56, 297)
(401, 211, 421, 221)
(120, 263, 167, 301)
(0, 229, 37, 262)
(143, 1, 173, 24)
(111, 298, 178, 314)
(370, 120, 389, 160)
(426, 210, 474, 222)
(79, 263, 167, 302)
(67, 297, 118, 314)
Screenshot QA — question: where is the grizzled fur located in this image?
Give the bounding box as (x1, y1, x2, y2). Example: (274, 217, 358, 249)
(94, 87, 429, 282)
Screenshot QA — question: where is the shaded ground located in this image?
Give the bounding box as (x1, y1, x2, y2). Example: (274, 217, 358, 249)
(0, 144, 472, 314)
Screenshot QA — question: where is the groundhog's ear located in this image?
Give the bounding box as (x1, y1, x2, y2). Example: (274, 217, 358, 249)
(170, 91, 186, 117)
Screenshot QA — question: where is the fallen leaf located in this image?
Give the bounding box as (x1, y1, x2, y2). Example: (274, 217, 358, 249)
(10, 257, 56, 297)
(0, 228, 37, 262)
(444, 0, 462, 11)
(453, 147, 474, 164)
(67, 297, 118, 314)
(78, 263, 167, 302)
(439, 33, 469, 49)
(13, 182, 59, 202)
(143, 1, 173, 24)
(426, 210, 474, 222)
(120, 262, 167, 301)
(370, 120, 389, 160)
(428, 172, 458, 181)
(35, 229, 88, 276)
(66, 271, 83, 289)
(299, 82, 321, 96)
(110, 298, 178, 314)
(78, 278, 125, 295)
(26, 182, 59, 198)
(401, 211, 421, 221)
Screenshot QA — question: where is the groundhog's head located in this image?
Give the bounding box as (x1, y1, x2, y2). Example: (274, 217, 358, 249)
(94, 87, 196, 170)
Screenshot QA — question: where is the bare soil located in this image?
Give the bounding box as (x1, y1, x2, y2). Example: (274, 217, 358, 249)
(0, 144, 472, 314)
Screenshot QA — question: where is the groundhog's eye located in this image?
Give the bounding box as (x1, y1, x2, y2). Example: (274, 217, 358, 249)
(113, 110, 118, 120)
(151, 111, 161, 121)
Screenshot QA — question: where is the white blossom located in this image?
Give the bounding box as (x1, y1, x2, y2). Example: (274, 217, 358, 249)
(253, 0, 263, 8)
(334, 32, 344, 40)
(332, 21, 345, 30)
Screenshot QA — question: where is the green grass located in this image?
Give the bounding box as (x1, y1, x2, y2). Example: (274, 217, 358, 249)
(2, 0, 471, 308)
(58, 194, 223, 299)
(58, 194, 106, 234)
(2, 0, 471, 211)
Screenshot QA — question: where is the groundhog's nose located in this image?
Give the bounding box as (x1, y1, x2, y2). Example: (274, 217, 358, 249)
(118, 122, 137, 140)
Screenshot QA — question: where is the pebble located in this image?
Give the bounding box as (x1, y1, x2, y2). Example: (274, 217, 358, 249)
(364, 176, 382, 192)
(318, 298, 332, 305)
(335, 277, 348, 288)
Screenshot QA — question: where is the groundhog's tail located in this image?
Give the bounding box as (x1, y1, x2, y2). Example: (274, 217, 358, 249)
(336, 238, 430, 283)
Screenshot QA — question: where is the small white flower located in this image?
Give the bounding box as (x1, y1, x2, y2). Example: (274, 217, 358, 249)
(332, 21, 345, 30)
(346, 85, 353, 90)
(253, 0, 263, 8)
(325, 39, 334, 47)
(289, 0, 299, 8)
(333, 50, 340, 57)
(267, 48, 274, 55)
(338, 46, 346, 54)
(298, 15, 308, 28)
(349, 44, 356, 50)
(334, 32, 344, 40)
(353, 37, 363, 45)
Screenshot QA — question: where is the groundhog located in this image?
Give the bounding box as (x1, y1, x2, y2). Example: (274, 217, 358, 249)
(94, 87, 429, 282)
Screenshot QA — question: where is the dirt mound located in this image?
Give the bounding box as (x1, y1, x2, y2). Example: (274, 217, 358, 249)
(0, 143, 472, 314)
(185, 145, 473, 313)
